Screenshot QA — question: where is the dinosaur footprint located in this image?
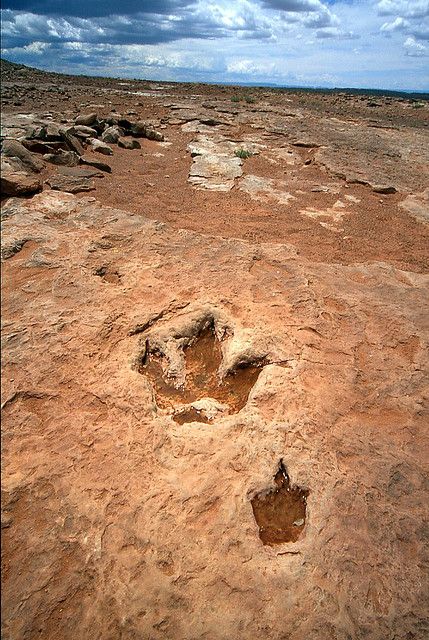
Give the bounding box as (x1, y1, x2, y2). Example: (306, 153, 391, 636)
(135, 306, 267, 423)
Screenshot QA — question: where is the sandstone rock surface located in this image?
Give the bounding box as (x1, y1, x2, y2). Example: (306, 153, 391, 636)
(1, 59, 428, 640)
(1, 189, 428, 640)
(1, 169, 43, 196)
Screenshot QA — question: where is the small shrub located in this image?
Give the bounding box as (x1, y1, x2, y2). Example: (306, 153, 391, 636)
(231, 95, 241, 102)
(234, 148, 253, 159)
(245, 95, 255, 104)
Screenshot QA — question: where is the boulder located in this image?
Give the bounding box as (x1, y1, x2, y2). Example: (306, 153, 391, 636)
(75, 112, 98, 126)
(117, 118, 133, 130)
(46, 173, 95, 194)
(24, 124, 47, 140)
(1, 156, 24, 173)
(2, 139, 45, 173)
(129, 121, 147, 137)
(118, 137, 141, 150)
(90, 139, 113, 156)
(144, 127, 164, 142)
(43, 150, 80, 167)
(44, 122, 64, 142)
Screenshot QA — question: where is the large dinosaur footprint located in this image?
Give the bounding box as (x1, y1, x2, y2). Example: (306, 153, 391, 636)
(135, 306, 268, 424)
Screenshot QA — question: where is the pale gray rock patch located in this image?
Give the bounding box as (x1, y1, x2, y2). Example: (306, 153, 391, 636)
(399, 189, 429, 224)
(187, 134, 248, 191)
(300, 199, 352, 232)
(189, 155, 243, 191)
(239, 175, 296, 206)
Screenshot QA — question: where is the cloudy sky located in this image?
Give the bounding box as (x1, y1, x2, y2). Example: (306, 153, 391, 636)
(1, 1, 428, 90)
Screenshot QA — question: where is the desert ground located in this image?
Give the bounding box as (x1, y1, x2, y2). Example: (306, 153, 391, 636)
(1, 59, 429, 639)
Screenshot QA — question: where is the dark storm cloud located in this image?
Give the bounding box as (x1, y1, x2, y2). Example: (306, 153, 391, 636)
(1, 3, 277, 50)
(1, 0, 341, 54)
(0, 1, 196, 18)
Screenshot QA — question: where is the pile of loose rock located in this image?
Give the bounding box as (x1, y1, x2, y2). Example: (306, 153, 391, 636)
(1, 111, 164, 196)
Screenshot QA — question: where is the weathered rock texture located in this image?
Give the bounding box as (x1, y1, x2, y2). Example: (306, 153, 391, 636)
(1, 59, 429, 640)
(2, 189, 428, 640)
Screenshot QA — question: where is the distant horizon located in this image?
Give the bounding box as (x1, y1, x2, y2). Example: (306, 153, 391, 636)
(3, 56, 428, 97)
(1, 2, 428, 93)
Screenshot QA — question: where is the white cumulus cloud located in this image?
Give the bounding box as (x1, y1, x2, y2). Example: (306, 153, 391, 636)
(377, 1, 429, 19)
(404, 34, 428, 54)
(380, 16, 410, 31)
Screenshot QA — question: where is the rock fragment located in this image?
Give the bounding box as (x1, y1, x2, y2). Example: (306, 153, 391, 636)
(102, 126, 124, 144)
(1, 171, 43, 196)
(130, 121, 164, 141)
(46, 173, 96, 193)
(144, 127, 164, 142)
(292, 140, 320, 148)
(90, 139, 113, 155)
(21, 140, 61, 155)
(80, 155, 112, 173)
(67, 125, 98, 139)
(58, 166, 104, 179)
(117, 137, 141, 149)
(2, 139, 45, 173)
(372, 185, 397, 194)
(43, 150, 80, 166)
(75, 112, 98, 126)
(59, 128, 85, 156)
(24, 124, 47, 140)
(44, 122, 64, 142)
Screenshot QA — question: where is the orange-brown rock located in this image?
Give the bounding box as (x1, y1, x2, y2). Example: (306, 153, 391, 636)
(1, 60, 428, 640)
